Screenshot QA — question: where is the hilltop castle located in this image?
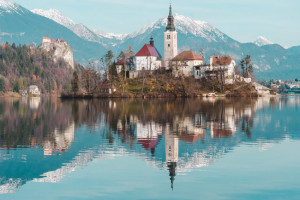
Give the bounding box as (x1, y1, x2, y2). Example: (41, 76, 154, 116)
(40, 37, 74, 69)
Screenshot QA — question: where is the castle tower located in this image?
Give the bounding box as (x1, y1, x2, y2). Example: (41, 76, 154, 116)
(164, 4, 178, 69)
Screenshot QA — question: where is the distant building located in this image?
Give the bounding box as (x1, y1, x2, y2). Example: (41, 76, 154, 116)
(29, 85, 41, 96)
(115, 46, 135, 77)
(171, 50, 204, 77)
(164, 5, 178, 68)
(96, 83, 117, 94)
(42, 37, 51, 43)
(134, 37, 162, 71)
(19, 89, 28, 96)
(206, 56, 236, 84)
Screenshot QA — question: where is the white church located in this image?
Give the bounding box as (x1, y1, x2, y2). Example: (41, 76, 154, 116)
(132, 4, 178, 72)
(125, 5, 236, 83)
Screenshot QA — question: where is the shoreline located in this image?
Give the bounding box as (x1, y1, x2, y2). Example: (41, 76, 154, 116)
(59, 92, 281, 99)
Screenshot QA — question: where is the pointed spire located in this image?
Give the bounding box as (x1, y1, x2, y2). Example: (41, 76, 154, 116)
(150, 36, 154, 47)
(166, 4, 175, 31)
(169, 4, 173, 17)
(167, 162, 177, 191)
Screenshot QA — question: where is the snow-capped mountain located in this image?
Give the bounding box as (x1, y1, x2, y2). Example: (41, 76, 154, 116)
(123, 14, 233, 43)
(31, 9, 101, 43)
(1, 0, 300, 80)
(31, 8, 128, 46)
(0, 0, 28, 15)
(0, 1, 107, 63)
(254, 36, 274, 47)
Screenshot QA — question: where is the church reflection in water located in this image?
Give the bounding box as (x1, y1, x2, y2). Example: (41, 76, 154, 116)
(0, 97, 299, 193)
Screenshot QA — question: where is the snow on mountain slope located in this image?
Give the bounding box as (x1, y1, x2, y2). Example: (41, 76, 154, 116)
(31, 8, 126, 45)
(254, 36, 274, 47)
(92, 29, 127, 40)
(31, 8, 232, 46)
(125, 14, 231, 42)
(31, 9, 102, 43)
(0, 0, 27, 15)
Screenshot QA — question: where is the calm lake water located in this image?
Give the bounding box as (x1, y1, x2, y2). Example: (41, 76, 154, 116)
(0, 96, 300, 199)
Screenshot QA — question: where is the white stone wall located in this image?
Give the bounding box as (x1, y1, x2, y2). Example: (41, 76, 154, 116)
(164, 31, 178, 68)
(135, 56, 162, 71)
(172, 60, 204, 77)
(194, 66, 209, 79)
(212, 60, 236, 78)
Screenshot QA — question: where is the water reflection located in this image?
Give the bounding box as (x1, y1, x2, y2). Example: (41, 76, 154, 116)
(0, 96, 299, 194)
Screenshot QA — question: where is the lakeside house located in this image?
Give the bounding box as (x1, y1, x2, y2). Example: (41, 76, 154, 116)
(19, 89, 28, 96)
(205, 56, 236, 84)
(96, 83, 117, 94)
(29, 85, 41, 96)
(171, 50, 204, 77)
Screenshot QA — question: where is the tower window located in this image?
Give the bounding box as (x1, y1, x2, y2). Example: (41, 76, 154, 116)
(168, 44, 170, 47)
(167, 35, 170, 39)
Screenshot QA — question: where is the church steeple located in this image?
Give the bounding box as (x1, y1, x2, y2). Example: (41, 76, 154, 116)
(167, 162, 177, 190)
(166, 4, 175, 31)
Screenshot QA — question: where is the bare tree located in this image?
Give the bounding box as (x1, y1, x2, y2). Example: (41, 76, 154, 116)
(80, 67, 100, 94)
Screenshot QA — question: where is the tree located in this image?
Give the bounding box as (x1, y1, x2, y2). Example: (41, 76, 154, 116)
(81, 68, 99, 94)
(240, 55, 254, 78)
(105, 50, 114, 65)
(0, 78, 5, 92)
(105, 50, 117, 79)
(108, 61, 117, 79)
(53, 80, 58, 94)
(239, 59, 245, 76)
(71, 71, 79, 94)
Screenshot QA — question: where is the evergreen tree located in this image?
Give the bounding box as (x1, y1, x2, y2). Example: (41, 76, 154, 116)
(71, 71, 79, 94)
(0, 78, 5, 92)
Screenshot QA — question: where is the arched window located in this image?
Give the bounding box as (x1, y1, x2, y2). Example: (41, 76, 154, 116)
(168, 44, 170, 47)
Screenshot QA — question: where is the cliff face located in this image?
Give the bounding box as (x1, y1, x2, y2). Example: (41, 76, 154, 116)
(40, 40, 74, 69)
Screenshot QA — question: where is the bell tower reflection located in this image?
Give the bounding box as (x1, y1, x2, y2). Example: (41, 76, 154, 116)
(165, 126, 178, 190)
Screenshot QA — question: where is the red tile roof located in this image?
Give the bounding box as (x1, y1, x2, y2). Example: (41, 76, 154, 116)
(116, 58, 125, 65)
(138, 138, 160, 150)
(212, 56, 233, 66)
(135, 44, 161, 57)
(172, 50, 204, 61)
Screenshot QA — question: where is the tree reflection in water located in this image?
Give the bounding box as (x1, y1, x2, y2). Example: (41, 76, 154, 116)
(0, 96, 299, 193)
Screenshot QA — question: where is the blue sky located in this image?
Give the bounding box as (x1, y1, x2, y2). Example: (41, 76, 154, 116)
(13, 0, 300, 47)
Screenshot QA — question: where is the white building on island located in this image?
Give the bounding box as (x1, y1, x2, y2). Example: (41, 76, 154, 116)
(205, 56, 236, 84)
(134, 37, 162, 71)
(171, 50, 204, 77)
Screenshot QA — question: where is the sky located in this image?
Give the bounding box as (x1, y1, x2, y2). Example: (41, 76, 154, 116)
(12, 0, 300, 47)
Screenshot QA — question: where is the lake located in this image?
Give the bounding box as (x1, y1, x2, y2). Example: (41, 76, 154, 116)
(0, 96, 300, 199)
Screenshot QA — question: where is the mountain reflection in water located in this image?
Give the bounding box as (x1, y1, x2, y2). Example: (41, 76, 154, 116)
(0, 96, 299, 194)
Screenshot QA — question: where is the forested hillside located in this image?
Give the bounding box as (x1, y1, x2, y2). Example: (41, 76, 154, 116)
(0, 43, 82, 94)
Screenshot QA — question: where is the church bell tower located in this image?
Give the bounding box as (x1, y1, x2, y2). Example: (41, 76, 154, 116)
(164, 4, 178, 69)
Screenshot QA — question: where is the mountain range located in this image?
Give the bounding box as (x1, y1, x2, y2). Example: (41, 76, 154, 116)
(1, 0, 300, 80)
